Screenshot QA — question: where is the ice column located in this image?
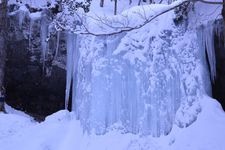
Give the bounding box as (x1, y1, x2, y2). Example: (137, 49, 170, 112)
(40, 10, 50, 71)
(55, 31, 61, 58)
(198, 22, 216, 82)
(18, 6, 28, 29)
(65, 33, 75, 109)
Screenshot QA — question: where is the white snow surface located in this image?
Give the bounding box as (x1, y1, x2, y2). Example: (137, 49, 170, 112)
(0, 96, 225, 150)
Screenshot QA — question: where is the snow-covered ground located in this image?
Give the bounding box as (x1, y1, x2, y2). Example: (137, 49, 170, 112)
(0, 96, 225, 150)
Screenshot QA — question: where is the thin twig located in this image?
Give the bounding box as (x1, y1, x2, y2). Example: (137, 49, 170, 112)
(81, 0, 190, 36)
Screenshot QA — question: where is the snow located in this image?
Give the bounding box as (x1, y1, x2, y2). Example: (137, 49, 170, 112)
(63, 0, 188, 35)
(0, 96, 225, 150)
(29, 12, 42, 20)
(4, 103, 34, 119)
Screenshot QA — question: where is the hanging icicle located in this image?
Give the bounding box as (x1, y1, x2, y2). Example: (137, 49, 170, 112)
(65, 33, 75, 109)
(18, 5, 29, 29)
(40, 10, 50, 72)
(54, 31, 61, 58)
(198, 21, 216, 82)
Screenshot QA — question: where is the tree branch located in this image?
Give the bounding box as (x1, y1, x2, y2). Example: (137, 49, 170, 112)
(80, 0, 190, 36)
(57, 0, 223, 37)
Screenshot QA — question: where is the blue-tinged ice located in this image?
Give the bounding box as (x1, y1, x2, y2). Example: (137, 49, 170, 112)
(40, 10, 50, 71)
(198, 22, 216, 82)
(18, 6, 29, 29)
(65, 26, 201, 137)
(64, 9, 204, 137)
(55, 31, 61, 58)
(65, 33, 75, 109)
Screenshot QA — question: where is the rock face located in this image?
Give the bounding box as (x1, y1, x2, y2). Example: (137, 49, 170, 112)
(213, 20, 225, 110)
(0, 0, 7, 99)
(5, 41, 66, 119)
(5, 4, 66, 120)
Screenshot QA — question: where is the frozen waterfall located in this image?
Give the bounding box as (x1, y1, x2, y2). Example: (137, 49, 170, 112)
(13, 4, 202, 137)
(65, 25, 201, 137)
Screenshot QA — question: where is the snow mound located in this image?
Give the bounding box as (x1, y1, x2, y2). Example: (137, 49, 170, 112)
(0, 96, 225, 150)
(44, 110, 72, 123)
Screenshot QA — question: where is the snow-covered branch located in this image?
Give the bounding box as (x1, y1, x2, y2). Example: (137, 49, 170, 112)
(54, 0, 190, 36)
(53, 0, 223, 37)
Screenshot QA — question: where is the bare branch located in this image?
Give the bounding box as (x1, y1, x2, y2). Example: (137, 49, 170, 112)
(80, 0, 190, 36)
(56, 0, 223, 37)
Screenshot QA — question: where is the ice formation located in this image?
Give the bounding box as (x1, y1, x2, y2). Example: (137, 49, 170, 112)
(40, 10, 50, 70)
(11, 0, 216, 137)
(65, 33, 75, 109)
(55, 31, 61, 58)
(65, 20, 201, 137)
(197, 22, 216, 82)
(59, 1, 208, 136)
(18, 5, 29, 29)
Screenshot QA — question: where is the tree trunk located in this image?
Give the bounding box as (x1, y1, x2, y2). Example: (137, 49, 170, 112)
(0, 0, 7, 112)
(222, 0, 225, 22)
(114, 0, 117, 15)
(129, 0, 132, 5)
(138, 0, 141, 5)
(100, 0, 104, 7)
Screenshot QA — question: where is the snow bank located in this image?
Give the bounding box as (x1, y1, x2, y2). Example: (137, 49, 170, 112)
(0, 96, 225, 150)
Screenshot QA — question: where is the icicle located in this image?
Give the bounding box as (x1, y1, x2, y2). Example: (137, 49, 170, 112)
(206, 23, 216, 82)
(54, 31, 61, 58)
(28, 19, 34, 52)
(18, 6, 28, 29)
(198, 22, 216, 82)
(18, 11, 25, 29)
(71, 34, 80, 112)
(65, 33, 75, 109)
(40, 12, 49, 71)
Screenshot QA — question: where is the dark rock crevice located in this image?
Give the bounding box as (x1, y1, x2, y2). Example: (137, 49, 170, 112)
(212, 20, 225, 110)
(5, 4, 66, 120)
(5, 39, 66, 120)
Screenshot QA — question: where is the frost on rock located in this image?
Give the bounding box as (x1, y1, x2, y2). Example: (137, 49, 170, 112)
(66, 21, 202, 137)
